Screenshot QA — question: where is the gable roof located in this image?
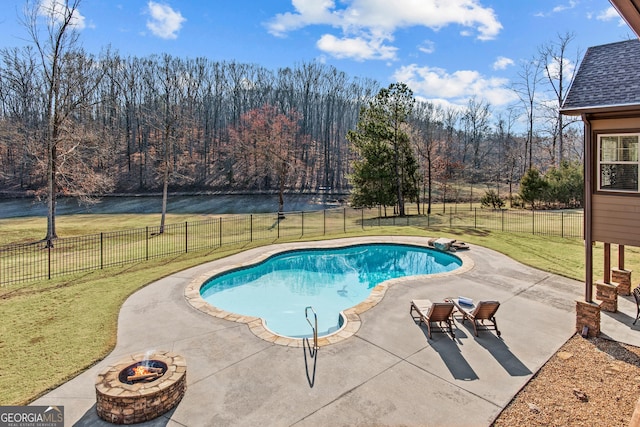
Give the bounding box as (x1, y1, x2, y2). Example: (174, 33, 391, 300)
(561, 39, 640, 115)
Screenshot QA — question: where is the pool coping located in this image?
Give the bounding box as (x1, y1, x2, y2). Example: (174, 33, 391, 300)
(184, 237, 474, 347)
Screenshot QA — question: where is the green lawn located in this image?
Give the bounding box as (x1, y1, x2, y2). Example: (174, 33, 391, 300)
(0, 213, 635, 405)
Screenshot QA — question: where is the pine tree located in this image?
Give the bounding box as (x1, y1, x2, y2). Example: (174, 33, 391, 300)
(347, 83, 419, 215)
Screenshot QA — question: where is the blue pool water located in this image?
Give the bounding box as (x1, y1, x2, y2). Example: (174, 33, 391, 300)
(200, 243, 461, 338)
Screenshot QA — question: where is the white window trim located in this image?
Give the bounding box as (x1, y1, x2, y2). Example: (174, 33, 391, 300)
(597, 133, 640, 193)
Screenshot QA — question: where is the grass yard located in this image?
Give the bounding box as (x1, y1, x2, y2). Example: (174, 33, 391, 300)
(0, 212, 637, 405)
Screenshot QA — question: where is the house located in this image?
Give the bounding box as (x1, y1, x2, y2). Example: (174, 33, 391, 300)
(560, 0, 640, 336)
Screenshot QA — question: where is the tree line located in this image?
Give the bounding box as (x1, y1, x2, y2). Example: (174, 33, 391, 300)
(0, 1, 584, 241)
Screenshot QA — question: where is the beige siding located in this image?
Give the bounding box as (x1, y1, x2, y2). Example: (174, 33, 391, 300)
(588, 116, 640, 246)
(592, 194, 640, 245)
(590, 117, 640, 131)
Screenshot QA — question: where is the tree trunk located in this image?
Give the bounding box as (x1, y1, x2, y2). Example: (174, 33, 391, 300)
(160, 166, 169, 234)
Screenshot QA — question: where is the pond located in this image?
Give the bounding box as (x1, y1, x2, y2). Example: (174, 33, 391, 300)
(0, 194, 345, 219)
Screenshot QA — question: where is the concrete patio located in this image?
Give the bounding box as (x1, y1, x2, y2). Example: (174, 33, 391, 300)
(32, 236, 640, 426)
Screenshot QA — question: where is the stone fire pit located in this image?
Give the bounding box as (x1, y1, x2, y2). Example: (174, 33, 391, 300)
(95, 350, 186, 424)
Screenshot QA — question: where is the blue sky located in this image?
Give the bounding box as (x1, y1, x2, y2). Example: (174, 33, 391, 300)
(0, 0, 634, 114)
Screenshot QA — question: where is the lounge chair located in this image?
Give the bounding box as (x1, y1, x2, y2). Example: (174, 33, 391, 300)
(410, 299, 455, 338)
(633, 287, 640, 325)
(455, 300, 501, 337)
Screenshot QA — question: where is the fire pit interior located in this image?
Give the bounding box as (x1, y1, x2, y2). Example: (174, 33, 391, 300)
(95, 351, 186, 425)
(118, 360, 168, 384)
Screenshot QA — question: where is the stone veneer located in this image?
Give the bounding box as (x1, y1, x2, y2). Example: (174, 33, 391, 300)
(185, 238, 474, 347)
(611, 268, 632, 296)
(95, 351, 186, 425)
(595, 280, 618, 312)
(576, 300, 601, 337)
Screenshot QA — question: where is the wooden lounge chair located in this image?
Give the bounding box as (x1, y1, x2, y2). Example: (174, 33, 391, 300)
(457, 300, 501, 337)
(410, 299, 455, 339)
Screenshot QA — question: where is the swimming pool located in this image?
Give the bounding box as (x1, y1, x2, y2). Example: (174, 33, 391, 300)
(199, 243, 462, 339)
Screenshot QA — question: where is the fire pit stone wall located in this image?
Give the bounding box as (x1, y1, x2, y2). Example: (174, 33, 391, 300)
(95, 350, 186, 425)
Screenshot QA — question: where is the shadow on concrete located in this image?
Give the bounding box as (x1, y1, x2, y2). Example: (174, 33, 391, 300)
(74, 404, 176, 427)
(421, 327, 479, 381)
(303, 337, 318, 388)
(468, 331, 532, 377)
(602, 308, 640, 330)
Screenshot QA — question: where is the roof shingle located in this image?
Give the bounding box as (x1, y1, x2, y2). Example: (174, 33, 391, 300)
(562, 39, 640, 112)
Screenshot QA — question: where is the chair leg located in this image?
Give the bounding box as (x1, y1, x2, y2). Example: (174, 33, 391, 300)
(447, 319, 455, 338)
(426, 321, 432, 339)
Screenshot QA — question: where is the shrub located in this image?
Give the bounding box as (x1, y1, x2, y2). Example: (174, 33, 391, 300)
(480, 189, 505, 209)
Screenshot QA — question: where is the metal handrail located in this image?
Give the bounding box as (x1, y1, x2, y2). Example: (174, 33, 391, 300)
(305, 306, 319, 351)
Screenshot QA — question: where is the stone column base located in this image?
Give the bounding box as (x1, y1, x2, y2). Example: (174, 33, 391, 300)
(630, 395, 640, 427)
(576, 300, 600, 338)
(595, 280, 618, 312)
(612, 268, 631, 296)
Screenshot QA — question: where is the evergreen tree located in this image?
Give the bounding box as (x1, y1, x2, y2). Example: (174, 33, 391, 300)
(348, 83, 419, 215)
(544, 160, 584, 208)
(519, 168, 548, 209)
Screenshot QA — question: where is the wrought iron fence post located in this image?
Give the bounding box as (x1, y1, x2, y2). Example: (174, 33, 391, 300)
(301, 211, 304, 236)
(48, 243, 51, 280)
(532, 209, 535, 235)
(502, 209, 505, 232)
(100, 232, 104, 269)
(277, 213, 280, 239)
(361, 209, 364, 230)
(474, 208, 477, 229)
(561, 212, 564, 238)
(343, 208, 346, 233)
(219, 217, 222, 247)
(145, 226, 149, 261)
(323, 209, 326, 235)
(250, 214, 253, 242)
(185, 222, 188, 253)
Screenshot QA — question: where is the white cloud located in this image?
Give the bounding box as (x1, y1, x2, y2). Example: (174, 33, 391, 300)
(146, 1, 186, 40)
(596, 6, 622, 22)
(266, 0, 502, 60)
(418, 40, 435, 54)
(493, 56, 514, 70)
(552, 0, 577, 14)
(317, 34, 397, 61)
(393, 64, 517, 107)
(535, 0, 577, 18)
(545, 57, 575, 81)
(38, 0, 87, 30)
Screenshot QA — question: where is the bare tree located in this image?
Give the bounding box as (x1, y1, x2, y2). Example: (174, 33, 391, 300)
(23, 0, 110, 244)
(410, 101, 443, 214)
(513, 56, 544, 171)
(460, 96, 491, 180)
(226, 104, 306, 213)
(539, 32, 581, 166)
(0, 46, 40, 188)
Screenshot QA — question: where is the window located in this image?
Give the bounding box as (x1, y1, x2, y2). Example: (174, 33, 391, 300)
(598, 134, 639, 192)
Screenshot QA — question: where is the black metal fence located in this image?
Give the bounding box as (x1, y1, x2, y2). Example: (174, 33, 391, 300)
(0, 207, 583, 286)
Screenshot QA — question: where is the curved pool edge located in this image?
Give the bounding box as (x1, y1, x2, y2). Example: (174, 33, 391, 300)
(184, 236, 475, 348)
